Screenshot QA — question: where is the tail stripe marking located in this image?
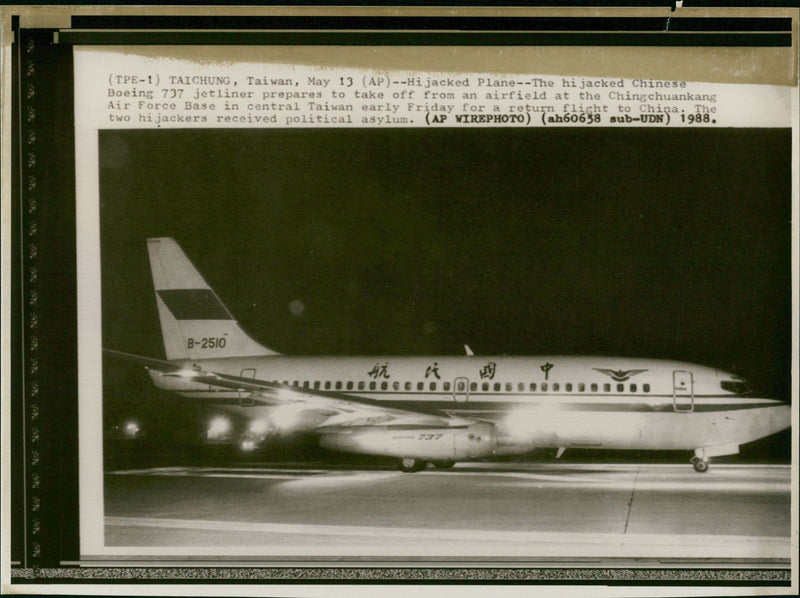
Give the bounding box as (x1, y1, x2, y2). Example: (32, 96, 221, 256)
(157, 289, 232, 321)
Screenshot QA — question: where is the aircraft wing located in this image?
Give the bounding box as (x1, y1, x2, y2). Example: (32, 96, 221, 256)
(104, 349, 470, 431)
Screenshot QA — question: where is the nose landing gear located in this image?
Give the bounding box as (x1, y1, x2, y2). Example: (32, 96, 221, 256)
(690, 444, 739, 473)
(690, 456, 709, 473)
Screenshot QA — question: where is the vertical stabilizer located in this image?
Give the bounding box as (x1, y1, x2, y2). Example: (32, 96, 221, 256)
(147, 237, 278, 360)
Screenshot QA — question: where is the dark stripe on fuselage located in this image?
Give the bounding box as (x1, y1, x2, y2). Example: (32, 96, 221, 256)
(174, 388, 762, 401)
(157, 289, 232, 320)
(183, 395, 778, 413)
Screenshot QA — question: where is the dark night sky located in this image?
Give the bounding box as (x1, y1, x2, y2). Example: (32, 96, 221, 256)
(100, 127, 792, 415)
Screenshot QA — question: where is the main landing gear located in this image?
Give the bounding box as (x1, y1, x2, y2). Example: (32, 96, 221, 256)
(690, 456, 709, 473)
(398, 458, 457, 472)
(398, 458, 427, 472)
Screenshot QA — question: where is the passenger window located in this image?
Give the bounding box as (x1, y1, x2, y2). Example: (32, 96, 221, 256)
(358, 381, 365, 390)
(335, 381, 342, 390)
(430, 382, 437, 391)
(591, 383, 598, 392)
(405, 381, 411, 391)
(381, 381, 388, 390)
(578, 383, 585, 392)
(604, 383, 610, 392)
(505, 382, 512, 392)
(313, 381, 320, 389)
(324, 381, 331, 390)
(518, 382, 525, 392)
(470, 382, 477, 391)
(494, 382, 501, 392)
(530, 383, 537, 391)
(541, 383, 548, 392)
(565, 383, 572, 392)
(292, 380, 298, 387)
(417, 381, 424, 391)
(643, 383, 650, 393)
(369, 381, 376, 390)
(630, 383, 637, 392)
(553, 383, 560, 391)
(302, 381, 309, 388)
(483, 382, 489, 391)
(393, 381, 399, 391)
(617, 383, 624, 392)
(443, 382, 451, 391)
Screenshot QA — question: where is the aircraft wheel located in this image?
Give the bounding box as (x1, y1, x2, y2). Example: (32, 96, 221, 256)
(432, 460, 455, 469)
(398, 458, 427, 473)
(691, 457, 709, 473)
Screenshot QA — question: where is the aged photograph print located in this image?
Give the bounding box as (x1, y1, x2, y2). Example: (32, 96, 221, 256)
(98, 126, 791, 558)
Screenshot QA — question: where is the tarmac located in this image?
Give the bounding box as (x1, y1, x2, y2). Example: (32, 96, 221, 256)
(101, 461, 792, 563)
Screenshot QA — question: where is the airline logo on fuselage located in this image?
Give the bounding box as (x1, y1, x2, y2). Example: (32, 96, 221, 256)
(592, 368, 648, 382)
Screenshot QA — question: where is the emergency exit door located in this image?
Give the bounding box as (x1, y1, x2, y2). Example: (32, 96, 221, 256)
(238, 368, 256, 407)
(672, 370, 694, 412)
(453, 377, 469, 403)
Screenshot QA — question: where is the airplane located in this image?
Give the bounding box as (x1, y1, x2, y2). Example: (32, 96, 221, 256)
(104, 237, 791, 473)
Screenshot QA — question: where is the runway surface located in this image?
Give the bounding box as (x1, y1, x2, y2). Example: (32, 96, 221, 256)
(103, 462, 791, 561)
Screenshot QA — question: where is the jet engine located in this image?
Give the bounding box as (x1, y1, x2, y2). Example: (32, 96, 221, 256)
(318, 421, 497, 461)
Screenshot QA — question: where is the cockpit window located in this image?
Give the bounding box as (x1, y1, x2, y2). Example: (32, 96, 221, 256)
(721, 380, 752, 396)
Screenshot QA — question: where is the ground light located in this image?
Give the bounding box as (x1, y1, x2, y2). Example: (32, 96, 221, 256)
(207, 415, 232, 441)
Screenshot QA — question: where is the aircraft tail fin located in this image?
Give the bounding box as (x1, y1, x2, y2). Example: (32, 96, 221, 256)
(147, 237, 279, 360)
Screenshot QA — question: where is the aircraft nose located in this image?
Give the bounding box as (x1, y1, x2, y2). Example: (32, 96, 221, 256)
(770, 404, 791, 435)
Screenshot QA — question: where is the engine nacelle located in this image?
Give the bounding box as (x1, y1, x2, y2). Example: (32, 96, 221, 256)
(318, 422, 497, 461)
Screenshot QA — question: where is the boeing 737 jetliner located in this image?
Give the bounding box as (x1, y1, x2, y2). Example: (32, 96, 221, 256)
(105, 238, 790, 472)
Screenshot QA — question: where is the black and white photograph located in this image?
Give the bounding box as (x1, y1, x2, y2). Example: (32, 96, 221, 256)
(4, 5, 798, 594)
(98, 126, 792, 560)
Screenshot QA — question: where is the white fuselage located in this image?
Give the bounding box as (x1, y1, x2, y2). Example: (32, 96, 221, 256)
(151, 354, 789, 456)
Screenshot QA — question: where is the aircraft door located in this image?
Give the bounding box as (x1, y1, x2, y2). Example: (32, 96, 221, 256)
(672, 370, 694, 412)
(239, 368, 256, 407)
(453, 377, 469, 403)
